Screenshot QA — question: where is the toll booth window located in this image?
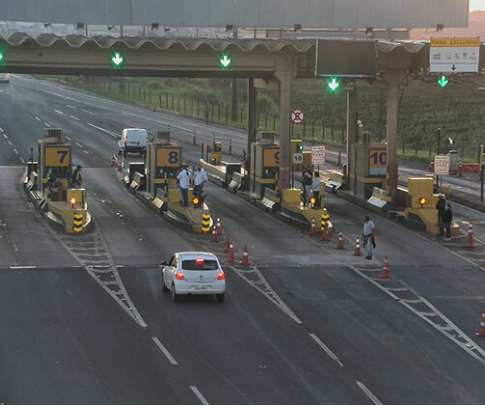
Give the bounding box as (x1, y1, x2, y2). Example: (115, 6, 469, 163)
(182, 260, 219, 271)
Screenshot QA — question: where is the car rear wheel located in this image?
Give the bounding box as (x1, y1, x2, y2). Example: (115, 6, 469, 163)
(216, 293, 225, 303)
(172, 284, 180, 302)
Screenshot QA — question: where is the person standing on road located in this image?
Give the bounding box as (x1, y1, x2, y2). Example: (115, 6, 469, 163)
(71, 165, 83, 188)
(302, 166, 313, 204)
(177, 164, 191, 207)
(362, 215, 375, 260)
(442, 204, 453, 240)
(311, 171, 321, 208)
(436, 195, 446, 237)
(194, 165, 208, 199)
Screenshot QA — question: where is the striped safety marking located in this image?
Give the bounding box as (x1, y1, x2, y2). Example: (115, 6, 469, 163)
(73, 212, 83, 234)
(201, 213, 211, 234)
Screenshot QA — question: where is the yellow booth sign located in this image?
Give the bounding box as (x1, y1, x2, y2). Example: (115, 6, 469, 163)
(157, 147, 181, 167)
(45, 146, 71, 167)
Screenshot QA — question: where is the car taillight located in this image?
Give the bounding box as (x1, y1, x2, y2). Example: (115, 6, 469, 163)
(176, 272, 185, 280)
(124, 135, 128, 144)
(6, 74, 10, 78)
(217, 271, 225, 280)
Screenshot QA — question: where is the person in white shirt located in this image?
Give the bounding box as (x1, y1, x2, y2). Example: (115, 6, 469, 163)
(311, 171, 321, 208)
(194, 165, 208, 199)
(177, 165, 191, 207)
(361, 215, 376, 260)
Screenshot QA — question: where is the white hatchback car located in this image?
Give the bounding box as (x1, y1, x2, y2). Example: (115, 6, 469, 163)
(0, 73, 10, 83)
(161, 252, 226, 302)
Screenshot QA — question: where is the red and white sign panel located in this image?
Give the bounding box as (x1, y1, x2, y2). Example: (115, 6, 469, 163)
(291, 109, 305, 124)
(312, 145, 326, 165)
(434, 155, 450, 175)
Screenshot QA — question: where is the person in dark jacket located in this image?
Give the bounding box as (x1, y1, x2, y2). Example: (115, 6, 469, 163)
(442, 204, 453, 240)
(436, 195, 446, 237)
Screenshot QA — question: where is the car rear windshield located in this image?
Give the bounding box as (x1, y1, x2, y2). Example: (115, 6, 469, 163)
(182, 260, 219, 271)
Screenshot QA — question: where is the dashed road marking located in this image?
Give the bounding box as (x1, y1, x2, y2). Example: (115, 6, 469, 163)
(84, 150, 90, 155)
(66, 105, 78, 110)
(76, 142, 84, 148)
(152, 337, 178, 365)
(7, 141, 12, 146)
(55, 109, 64, 115)
(69, 115, 80, 121)
(86, 122, 119, 139)
(0, 127, 3, 132)
(35, 116, 41, 121)
(13, 149, 19, 155)
(65, 136, 72, 140)
(82, 109, 94, 115)
(19, 157, 25, 164)
(3, 134, 7, 139)
(309, 333, 344, 367)
(356, 381, 382, 405)
(10, 265, 36, 269)
(44, 122, 51, 127)
(190, 386, 209, 405)
(50, 92, 78, 102)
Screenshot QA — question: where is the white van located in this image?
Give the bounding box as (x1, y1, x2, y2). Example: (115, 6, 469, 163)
(118, 128, 148, 157)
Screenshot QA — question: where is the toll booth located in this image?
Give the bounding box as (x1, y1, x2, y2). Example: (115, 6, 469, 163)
(250, 131, 279, 199)
(212, 141, 222, 165)
(351, 143, 387, 199)
(37, 128, 72, 201)
(146, 131, 181, 196)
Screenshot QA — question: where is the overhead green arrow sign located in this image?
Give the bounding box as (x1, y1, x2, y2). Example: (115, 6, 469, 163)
(327, 77, 340, 92)
(111, 52, 124, 67)
(0, 50, 4, 64)
(437, 75, 449, 88)
(219, 54, 231, 69)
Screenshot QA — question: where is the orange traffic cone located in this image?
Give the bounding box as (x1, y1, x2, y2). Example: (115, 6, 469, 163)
(227, 243, 235, 264)
(210, 226, 219, 243)
(476, 309, 485, 337)
(353, 238, 362, 256)
(223, 235, 231, 253)
(336, 233, 344, 249)
(467, 223, 474, 248)
(320, 225, 330, 241)
(216, 218, 223, 235)
(241, 244, 250, 265)
(309, 219, 317, 235)
(381, 257, 391, 279)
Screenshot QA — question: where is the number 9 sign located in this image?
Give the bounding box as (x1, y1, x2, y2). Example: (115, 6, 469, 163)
(157, 147, 181, 167)
(263, 148, 280, 167)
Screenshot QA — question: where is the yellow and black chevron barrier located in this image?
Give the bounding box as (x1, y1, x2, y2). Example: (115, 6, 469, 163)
(201, 213, 211, 234)
(321, 209, 330, 232)
(73, 212, 83, 234)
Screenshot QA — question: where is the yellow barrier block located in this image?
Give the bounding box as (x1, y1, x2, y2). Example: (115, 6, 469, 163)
(282, 189, 302, 204)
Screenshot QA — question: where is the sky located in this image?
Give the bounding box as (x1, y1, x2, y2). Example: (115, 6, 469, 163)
(470, 0, 485, 11)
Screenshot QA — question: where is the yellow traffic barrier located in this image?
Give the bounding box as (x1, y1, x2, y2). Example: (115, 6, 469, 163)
(73, 212, 83, 234)
(202, 213, 211, 234)
(321, 209, 330, 232)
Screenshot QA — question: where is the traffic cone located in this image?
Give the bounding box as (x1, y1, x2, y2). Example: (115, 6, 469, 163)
(353, 238, 362, 256)
(216, 218, 223, 235)
(210, 226, 219, 243)
(223, 235, 231, 253)
(336, 232, 344, 249)
(227, 243, 235, 264)
(467, 223, 474, 248)
(309, 219, 318, 235)
(381, 257, 391, 279)
(476, 309, 485, 337)
(241, 244, 250, 265)
(321, 225, 330, 241)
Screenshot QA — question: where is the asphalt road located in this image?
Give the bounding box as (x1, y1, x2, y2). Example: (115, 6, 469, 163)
(0, 75, 485, 404)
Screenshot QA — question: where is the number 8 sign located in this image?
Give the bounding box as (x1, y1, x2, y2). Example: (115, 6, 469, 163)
(157, 147, 181, 167)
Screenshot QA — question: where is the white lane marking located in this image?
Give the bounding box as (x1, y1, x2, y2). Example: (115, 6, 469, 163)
(7, 141, 12, 146)
(66, 105, 78, 110)
(50, 92, 78, 102)
(34, 116, 41, 122)
(20, 157, 25, 164)
(10, 266, 36, 269)
(69, 115, 80, 121)
(44, 122, 51, 127)
(190, 386, 209, 405)
(75, 142, 84, 148)
(65, 136, 72, 140)
(55, 109, 64, 115)
(83, 150, 90, 155)
(309, 333, 344, 367)
(3, 134, 7, 139)
(151, 337, 178, 365)
(82, 109, 94, 115)
(13, 149, 19, 155)
(0, 127, 3, 132)
(356, 381, 382, 405)
(86, 122, 119, 139)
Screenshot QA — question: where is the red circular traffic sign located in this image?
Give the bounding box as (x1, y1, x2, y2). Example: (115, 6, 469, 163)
(291, 109, 305, 124)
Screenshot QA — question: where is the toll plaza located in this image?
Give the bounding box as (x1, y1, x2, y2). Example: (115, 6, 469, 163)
(249, 131, 279, 200)
(126, 131, 212, 234)
(24, 128, 91, 233)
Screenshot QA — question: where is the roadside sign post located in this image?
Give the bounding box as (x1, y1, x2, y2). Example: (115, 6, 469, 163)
(291, 109, 305, 125)
(430, 37, 480, 74)
(434, 155, 450, 188)
(311, 146, 326, 172)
